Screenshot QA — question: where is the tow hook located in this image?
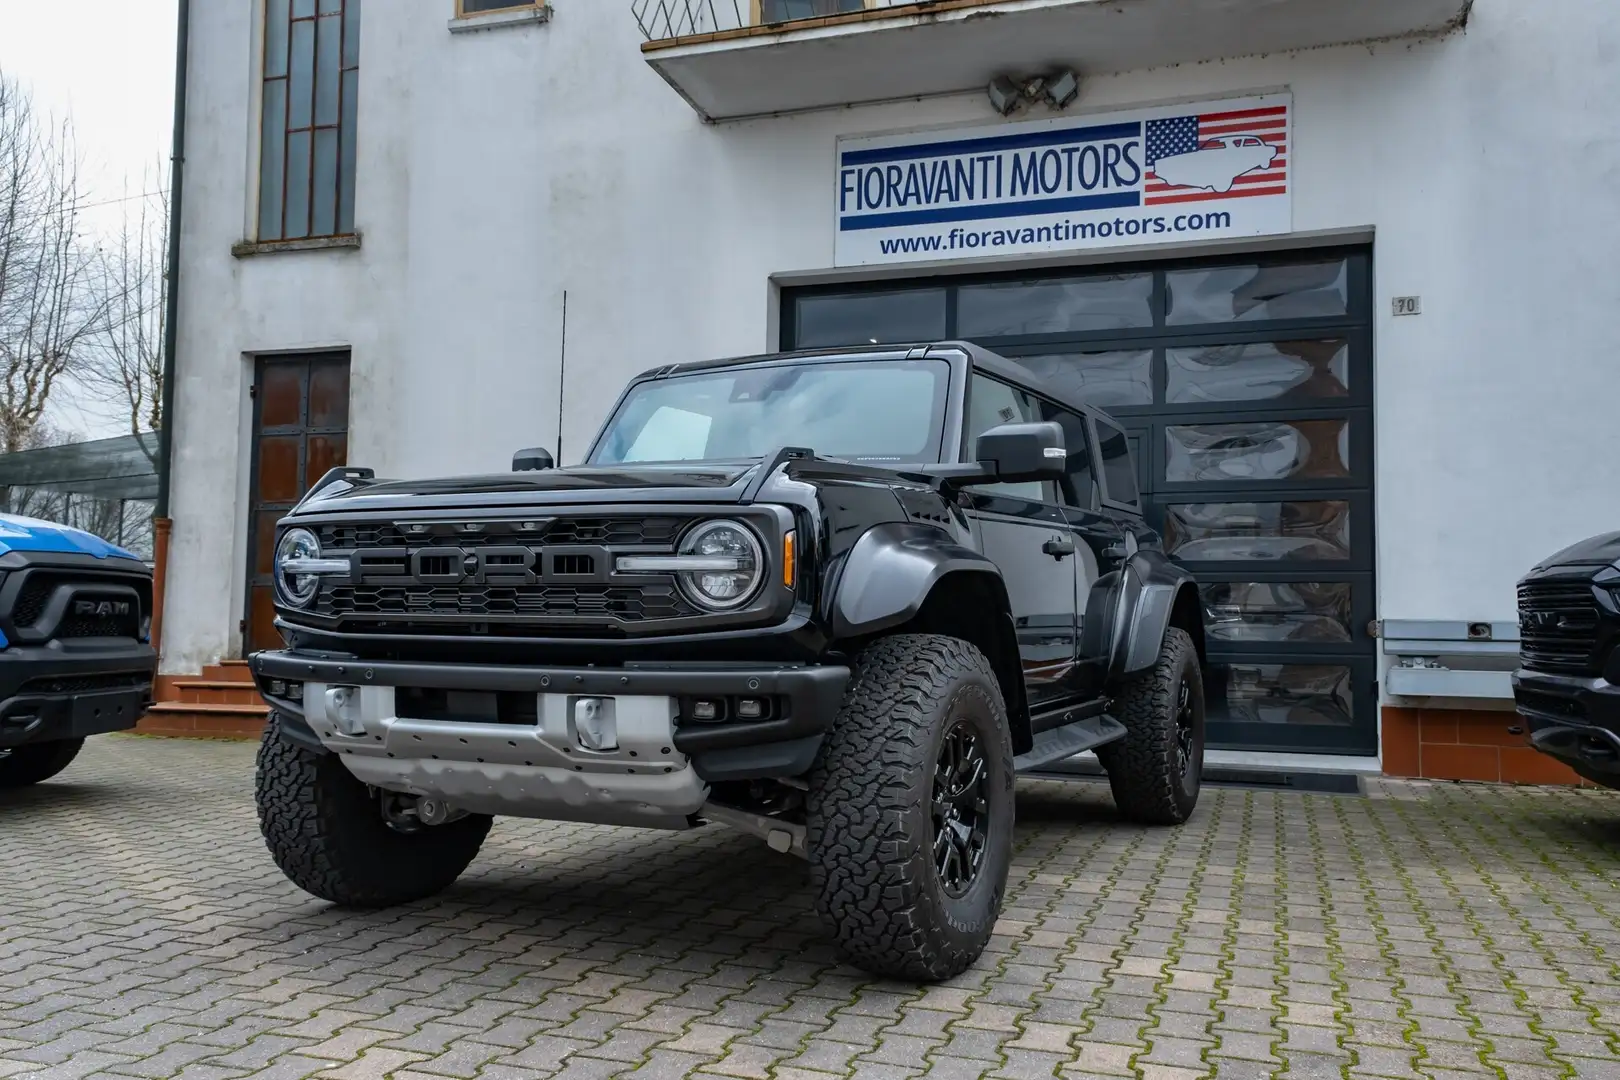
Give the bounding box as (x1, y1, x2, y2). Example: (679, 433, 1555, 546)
(414, 797, 468, 827)
(379, 791, 468, 830)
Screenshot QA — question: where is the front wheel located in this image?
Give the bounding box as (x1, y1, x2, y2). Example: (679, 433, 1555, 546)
(0, 738, 85, 789)
(1098, 627, 1204, 826)
(807, 634, 1015, 982)
(255, 713, 492, 906)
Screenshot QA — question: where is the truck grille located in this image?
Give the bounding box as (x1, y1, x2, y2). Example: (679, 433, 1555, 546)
(1517, 580, 1602, 674)
(298, 514, 706, 636)
(7, 569, 150, 641)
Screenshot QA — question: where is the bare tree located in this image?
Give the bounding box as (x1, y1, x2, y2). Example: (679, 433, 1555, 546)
(82, 168, 167, 463)
(0, 72, 105, 453)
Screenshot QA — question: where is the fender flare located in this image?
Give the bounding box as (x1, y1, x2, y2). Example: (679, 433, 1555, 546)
(1083, 549, 1204, 681)
(830, 522, 1006, 639)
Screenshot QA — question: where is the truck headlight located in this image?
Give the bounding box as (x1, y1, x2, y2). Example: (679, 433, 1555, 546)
(678, 520, 763, 611)
(274, 528, 324, 608)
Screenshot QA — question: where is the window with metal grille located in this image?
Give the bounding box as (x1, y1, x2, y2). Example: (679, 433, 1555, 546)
(259, 0, 360, 242)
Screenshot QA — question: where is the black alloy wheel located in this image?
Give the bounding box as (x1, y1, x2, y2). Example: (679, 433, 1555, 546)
(933, 720, 991, 897)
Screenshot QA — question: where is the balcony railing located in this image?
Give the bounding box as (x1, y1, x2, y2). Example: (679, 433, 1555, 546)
(633, 0, 991, 45)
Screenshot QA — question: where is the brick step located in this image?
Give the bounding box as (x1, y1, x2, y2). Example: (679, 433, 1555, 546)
(136, 701, 268, 741)
(201, 660, 254, 683)
(170, 680, 266, 707)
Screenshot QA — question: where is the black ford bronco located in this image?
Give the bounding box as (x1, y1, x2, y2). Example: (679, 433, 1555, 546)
(251, 341, 1207, 980)
(1513, 531, 1620, 789)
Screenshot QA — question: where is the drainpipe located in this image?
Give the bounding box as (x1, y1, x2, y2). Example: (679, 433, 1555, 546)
(150, 0, 190, 660)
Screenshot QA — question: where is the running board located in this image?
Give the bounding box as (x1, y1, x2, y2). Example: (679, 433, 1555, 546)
(1014, 714, 1128, 774)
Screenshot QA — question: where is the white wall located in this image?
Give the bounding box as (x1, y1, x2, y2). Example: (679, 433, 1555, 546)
(166, 0, 1620, 675)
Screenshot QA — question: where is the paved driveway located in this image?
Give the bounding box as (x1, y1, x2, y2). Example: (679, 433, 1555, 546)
(3, 737, 1619, 1080)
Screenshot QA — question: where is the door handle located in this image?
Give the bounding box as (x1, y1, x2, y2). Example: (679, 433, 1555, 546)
(1043, 536, 1076, 559)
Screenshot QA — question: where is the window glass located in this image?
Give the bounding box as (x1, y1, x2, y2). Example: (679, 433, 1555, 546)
(1206, 663, 1354, 727)
(958, 275, 1153, 337)
(1163, 501, 1351, 562)
(260, 0, 358, 241)
(1166, 340, 1349, 403)
(1015, 350, 1152, 408)
(1166, 261, 1348, 325)
(591, 360, 949, 465)
(1201, 582, 1353, 643)
(1041, 405, 1095, 509)
(1165, 421, 1350, 483)
(966, 374, 1047, 502)
(460, 0, 541, 13)
(795, 290, 947, 349)
(1095, 419, 1138, 507)
(759, 0, 863, 22)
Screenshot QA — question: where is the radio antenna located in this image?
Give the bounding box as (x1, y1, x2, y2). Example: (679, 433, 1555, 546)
(556, 290, 568, 461)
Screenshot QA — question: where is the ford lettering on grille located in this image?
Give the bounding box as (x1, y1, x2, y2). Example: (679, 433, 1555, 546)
(357, 545, 608, 586)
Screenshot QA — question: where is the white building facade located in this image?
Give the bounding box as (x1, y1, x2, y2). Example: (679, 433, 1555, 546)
(163, 0, 1620, 780)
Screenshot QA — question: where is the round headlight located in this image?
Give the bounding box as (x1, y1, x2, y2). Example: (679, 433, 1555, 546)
(678, 520, 763, 611)
(275, 528, 323, 608)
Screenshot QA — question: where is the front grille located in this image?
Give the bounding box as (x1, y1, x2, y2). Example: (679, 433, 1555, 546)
(4, 569, 151, 641)
(1518, 580, 1602, 674)
(317, 581, 696, 625)
(317, 517, 686, 550)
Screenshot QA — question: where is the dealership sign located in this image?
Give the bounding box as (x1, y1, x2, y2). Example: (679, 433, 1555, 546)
(835, 93, 1292, 267)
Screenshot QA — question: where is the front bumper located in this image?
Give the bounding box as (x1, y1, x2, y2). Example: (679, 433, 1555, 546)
(1512, 668, 1620, 783)
(251, 651, 848, 824)
(0, 642, 157, 750)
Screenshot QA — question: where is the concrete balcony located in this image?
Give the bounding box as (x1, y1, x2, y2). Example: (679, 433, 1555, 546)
(633, 0, 1472, 122)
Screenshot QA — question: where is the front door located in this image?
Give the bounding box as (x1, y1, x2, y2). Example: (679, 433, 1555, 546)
(963, 372, 1081, 713)
(245, 352, 350, 654)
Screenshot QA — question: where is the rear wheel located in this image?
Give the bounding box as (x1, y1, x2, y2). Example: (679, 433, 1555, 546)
(255, 713, 492, 906)
(0, 738, 85, 789)
(1099, 627, 1204, 826)
(807, 634, 1015, 982)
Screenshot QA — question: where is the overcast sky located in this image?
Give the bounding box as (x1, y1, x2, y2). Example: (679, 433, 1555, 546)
(0, 0, 179, 437)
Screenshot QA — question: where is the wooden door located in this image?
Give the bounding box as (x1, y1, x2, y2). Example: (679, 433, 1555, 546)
(245, 352, 350, 654)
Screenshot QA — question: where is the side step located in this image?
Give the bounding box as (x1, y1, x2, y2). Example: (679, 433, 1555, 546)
(1014, 714, 1128, 774)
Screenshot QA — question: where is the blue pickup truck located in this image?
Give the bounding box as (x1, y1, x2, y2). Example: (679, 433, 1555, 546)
(0, 515, 157, 788)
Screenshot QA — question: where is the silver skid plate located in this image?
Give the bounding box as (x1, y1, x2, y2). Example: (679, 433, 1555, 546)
(302, 682, 708, 829)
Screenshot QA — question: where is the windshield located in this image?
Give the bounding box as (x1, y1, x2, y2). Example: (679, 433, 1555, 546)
(589, 358, 952, 466)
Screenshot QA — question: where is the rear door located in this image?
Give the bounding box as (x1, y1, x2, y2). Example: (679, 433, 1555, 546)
(962, 372, 1081, 713)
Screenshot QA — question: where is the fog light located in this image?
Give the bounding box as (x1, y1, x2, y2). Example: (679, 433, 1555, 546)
(691, 700, 720, 722)
(268, 679, 286, 698)
(736, 699, 764, 720)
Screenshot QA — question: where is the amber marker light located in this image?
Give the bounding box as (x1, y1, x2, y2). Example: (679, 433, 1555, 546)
(782, 531, 797, 589)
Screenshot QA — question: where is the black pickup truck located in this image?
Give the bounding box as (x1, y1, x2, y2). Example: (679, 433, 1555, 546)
(0, 516, 156, 788)
(1513, 531, 1620, 788)
(251, 341, 1208, 980)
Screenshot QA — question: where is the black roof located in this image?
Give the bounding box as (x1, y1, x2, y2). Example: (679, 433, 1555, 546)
(635, 341, 1108, 422)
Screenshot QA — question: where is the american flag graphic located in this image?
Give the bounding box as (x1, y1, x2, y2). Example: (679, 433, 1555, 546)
(1142, 105, 1289, 205)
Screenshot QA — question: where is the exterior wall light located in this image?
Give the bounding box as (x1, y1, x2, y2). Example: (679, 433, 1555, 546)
(987, 76, 1022, 116)
(1044, 69, 1081, 110)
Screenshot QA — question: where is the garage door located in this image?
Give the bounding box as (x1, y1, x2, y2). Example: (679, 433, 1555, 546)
(782, 247, 1376, 755)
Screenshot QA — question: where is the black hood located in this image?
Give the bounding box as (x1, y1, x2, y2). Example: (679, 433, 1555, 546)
(295, 462, 760, 515)
(1531, 531, 1620, 573)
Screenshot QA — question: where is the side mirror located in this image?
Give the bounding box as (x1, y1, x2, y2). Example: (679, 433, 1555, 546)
(973, 421, 1066, 482)
(512, 447, 555, 472)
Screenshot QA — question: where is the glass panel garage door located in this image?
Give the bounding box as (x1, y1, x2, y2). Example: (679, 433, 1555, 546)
(782, 248, 1376, 755)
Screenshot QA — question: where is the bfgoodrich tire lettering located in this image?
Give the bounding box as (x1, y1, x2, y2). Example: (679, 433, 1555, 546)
(1099, 627, 1204, 826)
(255, 712, 492, 906)
(807, 634, 1014, 982)
(0, 738, 84, 788)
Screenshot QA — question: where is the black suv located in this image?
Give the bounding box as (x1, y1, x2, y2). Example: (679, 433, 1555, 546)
(1513, 532, 1620, 788)
(251, 341, 1208, 980)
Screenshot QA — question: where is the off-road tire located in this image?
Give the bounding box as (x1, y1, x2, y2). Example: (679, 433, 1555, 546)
(1099, 627, 1204, 826)
(255, 712, 492, 906)
(807, 634, 1015, 982)
(0, 738, 84, 788)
